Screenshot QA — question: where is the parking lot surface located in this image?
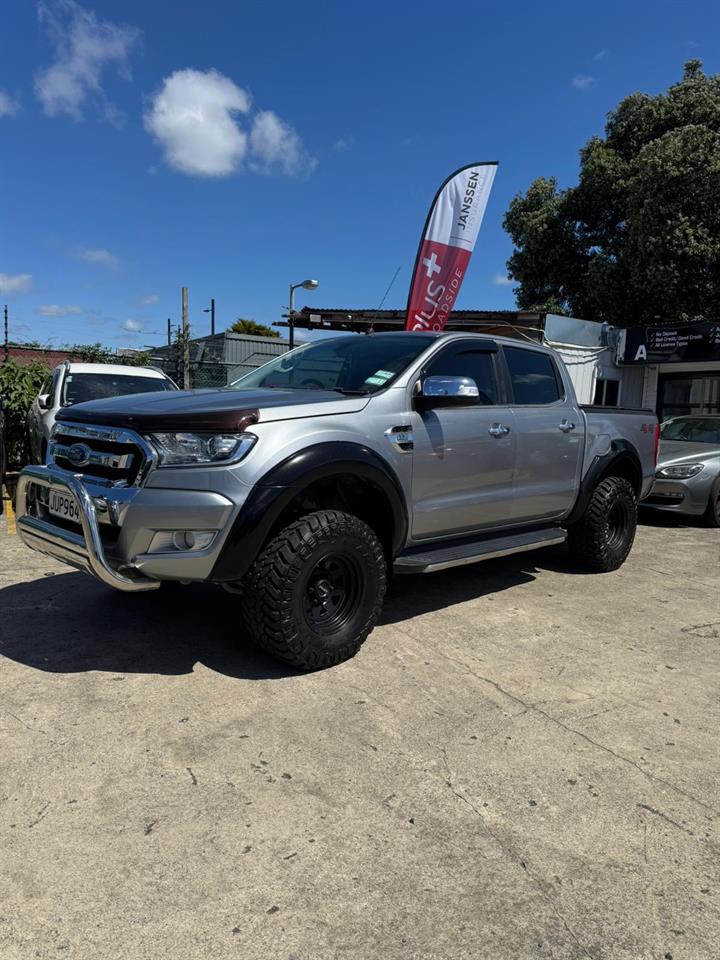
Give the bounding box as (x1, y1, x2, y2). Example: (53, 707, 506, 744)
(1, 504, 719, 960)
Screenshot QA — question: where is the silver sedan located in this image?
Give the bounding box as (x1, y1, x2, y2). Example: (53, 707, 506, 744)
(645, 416, 720, 526)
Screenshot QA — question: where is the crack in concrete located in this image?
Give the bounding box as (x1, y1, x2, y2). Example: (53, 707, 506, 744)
(441, 653, 719, 819)
(637, 803, 697, 840)
(440, 749, 598, 960)
(2, 712, 58, 744)
(28, 801, 51, 829)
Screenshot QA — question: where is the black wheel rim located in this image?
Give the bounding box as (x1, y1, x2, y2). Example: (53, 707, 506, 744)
(303, 552, 363, 635)
(607, 500, 629, 549)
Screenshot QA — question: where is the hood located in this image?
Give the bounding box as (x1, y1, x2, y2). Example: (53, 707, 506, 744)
(657, 439, 720, 467)
(55, 387, 371, 433)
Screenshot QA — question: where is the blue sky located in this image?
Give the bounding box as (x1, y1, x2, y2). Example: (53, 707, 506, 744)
(1, 0, 717, 350)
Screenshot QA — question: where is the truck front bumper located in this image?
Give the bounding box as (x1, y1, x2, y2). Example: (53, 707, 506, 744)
(16, 464, 236, 591)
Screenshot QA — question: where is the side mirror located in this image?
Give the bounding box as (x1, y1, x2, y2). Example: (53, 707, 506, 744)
(38, 394, 52, 410)
(416, 376, 479, 408)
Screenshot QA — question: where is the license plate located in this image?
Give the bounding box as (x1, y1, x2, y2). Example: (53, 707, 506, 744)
(48, 490, 80, 522)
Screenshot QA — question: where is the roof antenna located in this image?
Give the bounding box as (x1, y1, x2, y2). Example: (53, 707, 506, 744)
(377, 264, 401, 310)
(368, 263, 402, 335)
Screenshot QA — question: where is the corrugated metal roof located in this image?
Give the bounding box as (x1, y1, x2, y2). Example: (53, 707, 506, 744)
(287, 306, 546, 340)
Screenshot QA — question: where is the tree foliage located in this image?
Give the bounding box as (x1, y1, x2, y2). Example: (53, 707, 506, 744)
(229, 318, 280, 338)
(0, 359, 50, 468)
(504, 61, 720, 324)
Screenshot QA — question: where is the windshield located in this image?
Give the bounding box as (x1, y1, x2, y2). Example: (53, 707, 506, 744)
(230, 334, 437, 395)
(61, 373, 175, 406)
(661, 417, 720, 443)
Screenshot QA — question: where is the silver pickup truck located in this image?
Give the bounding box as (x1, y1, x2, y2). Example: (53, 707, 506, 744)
(16, 333, 659, 670)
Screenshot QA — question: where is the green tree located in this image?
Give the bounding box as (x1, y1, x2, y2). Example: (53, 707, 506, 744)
(229, 318, 280, 338)
(504, 60, 720, 324)
(0, 359, 50, 467)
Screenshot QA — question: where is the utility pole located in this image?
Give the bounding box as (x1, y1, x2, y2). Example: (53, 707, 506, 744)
(288, 284, 295, 350)
(167, 318, 172, 347)
(181, 287, 190, 390)
(3, 304, 8, 363)
(288, 279, 319, 350)
(204, 298, 216, 336)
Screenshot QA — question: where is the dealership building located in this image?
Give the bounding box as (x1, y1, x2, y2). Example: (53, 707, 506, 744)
(289, 308, 720, 420)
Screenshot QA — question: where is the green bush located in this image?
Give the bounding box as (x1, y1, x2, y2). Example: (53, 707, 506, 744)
(0, 359, 50, 469)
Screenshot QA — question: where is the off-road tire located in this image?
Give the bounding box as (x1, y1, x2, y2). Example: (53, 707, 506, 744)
(702, 478, 720, 528)
(567, 476, 637, 572)
(242, 510, 387, 670)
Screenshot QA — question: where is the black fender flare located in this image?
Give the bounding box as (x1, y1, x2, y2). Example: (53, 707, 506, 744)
(565, 439, 643, 526)
(211, 442, 409, 582)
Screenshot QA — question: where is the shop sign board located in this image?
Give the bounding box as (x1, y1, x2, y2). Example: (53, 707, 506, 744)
(618, 322, 720, 364)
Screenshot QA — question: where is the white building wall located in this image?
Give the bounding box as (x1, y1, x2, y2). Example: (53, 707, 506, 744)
(552, 345, 604, 404)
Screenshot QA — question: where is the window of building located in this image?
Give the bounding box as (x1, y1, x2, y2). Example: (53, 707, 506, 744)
(593, 379, 620, 406)
(504, 347, 561, 404)
(658, 372, 720, 420)
(425, 346, 498, 405)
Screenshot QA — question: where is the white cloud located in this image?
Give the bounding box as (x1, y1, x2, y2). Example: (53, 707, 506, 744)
(78, 247, 119, 267)
(493, 273, 513, 286)
(38, 303, 83, 316)
(333, 135, 354, 152)
(137, 293, 160, 305)
(249, 110, 316, 176)
(121, 318, 142, 332)
(0, 272, 33, 294)
(34, 0, 140, 123)
(144, 69, 251, 177)
(571, 74, 597, 90)
(593, 49, 609, 61)
(144, 68, 315, 178)
(0, 91, 20, 117)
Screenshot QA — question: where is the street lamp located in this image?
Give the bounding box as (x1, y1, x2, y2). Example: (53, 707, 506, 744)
(288, 279, 319, 349)
(203, 298, 216, 336)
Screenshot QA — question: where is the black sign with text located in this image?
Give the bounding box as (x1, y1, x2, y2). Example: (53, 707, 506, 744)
(619, 322, 720, 364)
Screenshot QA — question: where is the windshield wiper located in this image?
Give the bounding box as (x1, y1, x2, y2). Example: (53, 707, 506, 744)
(331, 388, 371, 396)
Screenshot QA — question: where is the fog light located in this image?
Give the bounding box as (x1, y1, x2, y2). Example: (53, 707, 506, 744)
(173, 530, 196, 550)
(148, 530, 217, 554)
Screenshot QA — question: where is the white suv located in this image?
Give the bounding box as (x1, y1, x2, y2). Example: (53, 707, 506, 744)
(27, 362, 177, 465)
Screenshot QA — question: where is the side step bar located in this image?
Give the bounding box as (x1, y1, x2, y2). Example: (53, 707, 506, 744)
(394, 527, 567, 574)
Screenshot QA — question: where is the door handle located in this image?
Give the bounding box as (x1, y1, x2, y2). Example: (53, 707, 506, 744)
(488, 423, 511, 437)
(558, 419, 576, 432)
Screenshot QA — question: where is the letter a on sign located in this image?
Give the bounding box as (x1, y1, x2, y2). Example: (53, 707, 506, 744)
(405, 162, 498, 332)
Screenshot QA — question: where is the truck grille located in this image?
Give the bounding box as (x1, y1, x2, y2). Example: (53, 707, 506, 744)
(50, 423, 153, 487)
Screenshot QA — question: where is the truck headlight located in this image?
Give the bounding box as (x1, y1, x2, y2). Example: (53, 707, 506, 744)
(655, 463, 704, 479)
(148, 432, 256, 467)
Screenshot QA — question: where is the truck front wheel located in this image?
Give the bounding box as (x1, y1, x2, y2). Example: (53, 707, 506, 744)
(567, 476, 637, 572)
(242, 510, 387, 670)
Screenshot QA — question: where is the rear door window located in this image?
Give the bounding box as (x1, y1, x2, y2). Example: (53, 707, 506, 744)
(504, 347, 562, 405)
(424, 346, 499, 405)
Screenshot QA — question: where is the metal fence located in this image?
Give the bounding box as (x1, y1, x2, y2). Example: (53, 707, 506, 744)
(148, 332, 291, 390)
(147, 356, 240, 390)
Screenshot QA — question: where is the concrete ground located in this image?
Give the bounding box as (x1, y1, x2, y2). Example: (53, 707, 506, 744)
(0, 497, 719, 960)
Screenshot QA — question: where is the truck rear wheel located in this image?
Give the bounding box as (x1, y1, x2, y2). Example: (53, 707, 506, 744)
(242, 510, 387, 670)
(567, 476, 637, 572)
